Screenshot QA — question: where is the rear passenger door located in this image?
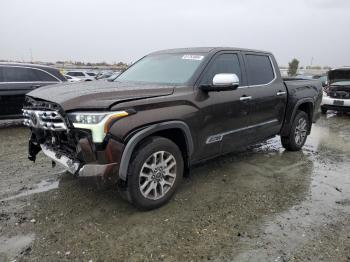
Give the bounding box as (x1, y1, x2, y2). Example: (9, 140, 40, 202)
(242, 53, 287, 141)
(0, 66, 59, 118)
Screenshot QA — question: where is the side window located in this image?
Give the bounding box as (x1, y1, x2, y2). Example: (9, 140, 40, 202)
(0, 67, 4, 82)
(2, 67, 38, 82)
(245, 54, 275, 85)
(34, 69, 58, 82)
(203, 53, 242, 85)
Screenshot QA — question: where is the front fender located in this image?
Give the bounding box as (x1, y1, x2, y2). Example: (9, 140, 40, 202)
(118, 121, 193, 180)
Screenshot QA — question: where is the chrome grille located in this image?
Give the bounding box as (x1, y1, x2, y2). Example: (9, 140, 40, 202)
(22, 109, 67, 131)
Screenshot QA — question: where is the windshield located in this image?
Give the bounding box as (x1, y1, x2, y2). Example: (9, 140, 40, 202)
(116, 53, 206, 85)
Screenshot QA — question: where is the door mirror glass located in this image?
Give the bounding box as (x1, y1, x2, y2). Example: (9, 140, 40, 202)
(213, 73, 239, 87)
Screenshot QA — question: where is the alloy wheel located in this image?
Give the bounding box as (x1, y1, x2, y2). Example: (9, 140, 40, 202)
(294, 118, 307, 145)
(139, 151, 177, 200)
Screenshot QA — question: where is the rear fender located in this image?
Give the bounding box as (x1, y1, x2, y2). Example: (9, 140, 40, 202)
(280, 98, 314, 137)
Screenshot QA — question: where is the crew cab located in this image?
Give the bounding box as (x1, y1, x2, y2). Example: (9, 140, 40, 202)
(23, 47, 322, 210)
(321, 67, 350, 113)
(0, 63, 66, 119)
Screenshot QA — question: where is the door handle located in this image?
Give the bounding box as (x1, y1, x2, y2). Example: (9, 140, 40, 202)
(240, 96, 252, 101)
(276, 91, 287, 96)
(31, 84, 41, 89)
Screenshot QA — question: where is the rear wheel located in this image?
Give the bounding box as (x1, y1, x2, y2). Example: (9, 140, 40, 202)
(321, 107, 327, 114)
(123, 136, 184, 210)
(281, 110, 310, 151)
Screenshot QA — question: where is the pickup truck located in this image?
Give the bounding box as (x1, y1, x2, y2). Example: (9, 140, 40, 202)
(23, 47, 322, 210)
(321, 67, 350, 113)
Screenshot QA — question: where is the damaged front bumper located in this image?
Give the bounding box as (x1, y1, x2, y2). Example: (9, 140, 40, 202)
(29, 135, 125, 181)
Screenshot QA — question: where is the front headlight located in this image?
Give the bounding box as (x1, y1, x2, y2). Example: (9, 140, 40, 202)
(67, 111, 129, 143)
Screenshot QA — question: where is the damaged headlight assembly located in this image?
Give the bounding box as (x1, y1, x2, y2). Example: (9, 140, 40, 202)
(67, 111, 129, 143)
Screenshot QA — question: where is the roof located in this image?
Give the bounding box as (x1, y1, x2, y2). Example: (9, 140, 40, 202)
(329, 67, 350, 71)
(150, 47, 271, 55)
(0, 62, 56, 70)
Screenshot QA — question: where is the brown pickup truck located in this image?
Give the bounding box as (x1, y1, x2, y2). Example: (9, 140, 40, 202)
(23, 47, 322, 210)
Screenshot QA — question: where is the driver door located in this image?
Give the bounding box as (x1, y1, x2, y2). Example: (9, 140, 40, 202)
(196, 52, 254, 158)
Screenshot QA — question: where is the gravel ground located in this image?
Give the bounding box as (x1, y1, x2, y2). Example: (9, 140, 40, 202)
(0, 113, 350, 262)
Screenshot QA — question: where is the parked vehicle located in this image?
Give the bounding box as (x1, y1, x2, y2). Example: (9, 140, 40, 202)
(23, 47, 322, 209)
(96, 71, 114, 80)
(64, 74, 82, 83)
(65, 71, 95, 81)
(0, 63, 66, 119)
(321, 67, 350, 113)
(106, 71, 122, 82)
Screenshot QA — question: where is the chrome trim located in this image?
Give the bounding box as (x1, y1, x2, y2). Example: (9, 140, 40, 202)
(40, 144, 80, 174)
(240, 96, 252, 101)
(238, 56, 277, 89)
(22, 109, 67, 131)
(206, 119, 278, 144)
(277, 91, 287, 96)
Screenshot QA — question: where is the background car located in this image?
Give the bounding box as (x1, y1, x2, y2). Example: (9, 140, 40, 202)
(106, 71, 122, 81)
(64, 74, 83, 83)
(95, 70, 114, 80)
(0, 63, 66, 119)
(65, 70, 95, 81)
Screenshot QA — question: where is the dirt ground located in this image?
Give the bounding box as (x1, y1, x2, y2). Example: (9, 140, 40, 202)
(0, 113, 350, 262)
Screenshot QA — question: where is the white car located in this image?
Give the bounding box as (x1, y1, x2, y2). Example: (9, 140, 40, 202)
(65, 71, 95, 81)
(321, 67, 350, 114)
(64, 74, 83, 83)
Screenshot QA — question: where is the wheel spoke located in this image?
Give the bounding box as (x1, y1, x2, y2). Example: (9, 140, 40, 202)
(140, 179, 152, 191)
(144, 181, 155, 196)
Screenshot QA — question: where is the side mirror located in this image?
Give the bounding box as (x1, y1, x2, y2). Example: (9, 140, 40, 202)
(200, 73, 240, 92)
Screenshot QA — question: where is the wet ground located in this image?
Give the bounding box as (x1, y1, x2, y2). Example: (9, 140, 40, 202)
(0, 113, 350, 262)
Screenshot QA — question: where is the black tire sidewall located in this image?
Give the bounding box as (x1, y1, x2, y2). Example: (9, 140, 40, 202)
(127, 136, 184, 210)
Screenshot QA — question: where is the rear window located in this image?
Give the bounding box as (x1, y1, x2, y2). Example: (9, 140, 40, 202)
(245, 54, 275, 85)
(86, 72, 95, 76)
(2, 67, 38, 82)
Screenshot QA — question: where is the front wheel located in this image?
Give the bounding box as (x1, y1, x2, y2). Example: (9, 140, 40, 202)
(124, 136, 184, 210)
(321, 107, 327, 114)
(281, 110, 310, 151)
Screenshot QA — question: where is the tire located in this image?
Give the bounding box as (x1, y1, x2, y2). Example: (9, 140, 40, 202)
(321, 107, 327, 114)
(281, 110, 310, 151)
(124, 136, 184, 210)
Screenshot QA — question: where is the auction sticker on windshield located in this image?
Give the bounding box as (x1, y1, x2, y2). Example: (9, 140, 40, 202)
(182, 55, 204, 61)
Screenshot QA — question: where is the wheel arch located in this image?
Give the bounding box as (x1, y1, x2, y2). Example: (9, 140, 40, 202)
(281, 98, 314, 136)
(118, 121, 194, 181)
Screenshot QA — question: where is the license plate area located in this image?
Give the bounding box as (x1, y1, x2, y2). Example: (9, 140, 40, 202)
(333, 100, 344, 106)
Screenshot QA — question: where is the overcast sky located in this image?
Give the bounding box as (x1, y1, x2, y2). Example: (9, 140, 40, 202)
(0, 0, 349, 66)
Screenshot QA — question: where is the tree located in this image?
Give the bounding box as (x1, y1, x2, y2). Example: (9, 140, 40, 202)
(288, 58, 299, 76)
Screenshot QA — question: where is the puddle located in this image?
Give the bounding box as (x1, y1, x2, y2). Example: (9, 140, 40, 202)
(0, 178, 60, 202)
(0, 234, 35, 260)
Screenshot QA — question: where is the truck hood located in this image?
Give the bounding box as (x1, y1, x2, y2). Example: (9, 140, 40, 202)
(27, 81, 174, 111)
(328, 68, 350, 85)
